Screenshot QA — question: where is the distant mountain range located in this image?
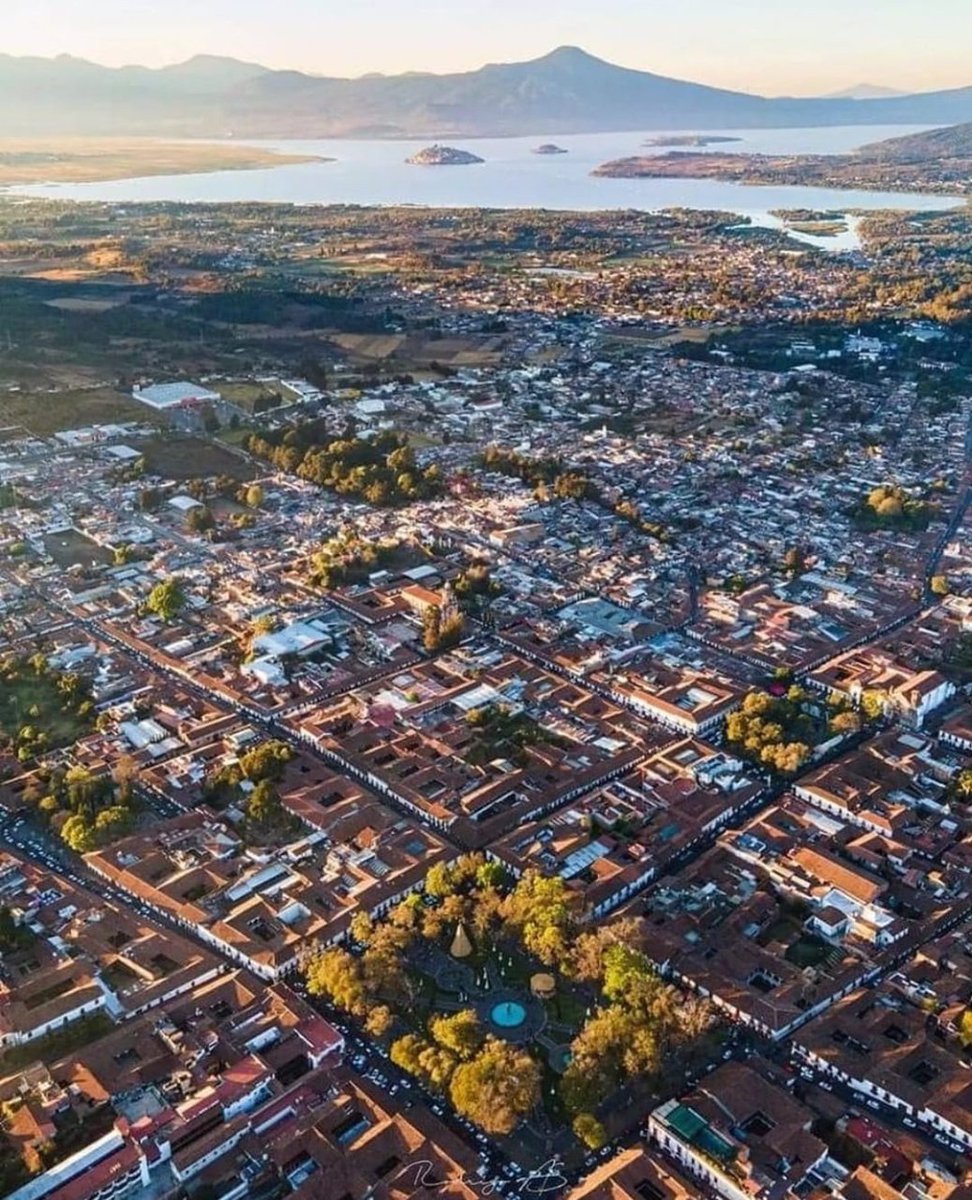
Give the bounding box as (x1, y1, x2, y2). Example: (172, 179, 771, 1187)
(824, 83, 909, 100)
(2, 46, 971, 138)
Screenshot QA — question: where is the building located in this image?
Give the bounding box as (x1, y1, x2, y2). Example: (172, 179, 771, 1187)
(131, 382, 221, 411)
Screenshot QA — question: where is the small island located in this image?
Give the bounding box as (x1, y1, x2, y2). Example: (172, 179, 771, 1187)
(406, 144, 485, 166)
(533, 143, 568, 155)
(771, 208, 850, 238)
(643, 135, 742, 148)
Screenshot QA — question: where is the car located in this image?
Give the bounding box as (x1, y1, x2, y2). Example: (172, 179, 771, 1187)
(818, 1081, 833, 1091)
(902, 1117, 916, 1128)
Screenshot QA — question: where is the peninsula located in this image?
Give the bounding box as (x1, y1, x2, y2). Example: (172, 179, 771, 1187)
(0, 138, 326, 186)
(593, 121, 972, 196)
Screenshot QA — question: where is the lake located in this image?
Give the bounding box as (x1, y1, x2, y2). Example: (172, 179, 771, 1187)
(10, 125, 961, 250)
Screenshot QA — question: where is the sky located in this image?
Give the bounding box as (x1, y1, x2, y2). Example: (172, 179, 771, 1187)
(4, 0, 970, 96)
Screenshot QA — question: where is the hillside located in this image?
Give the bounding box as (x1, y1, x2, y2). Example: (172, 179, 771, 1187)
(0, 46, 971, 138)
(860, 120, 972, 159)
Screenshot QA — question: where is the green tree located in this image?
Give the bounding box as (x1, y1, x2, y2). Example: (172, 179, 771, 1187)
(245, 779, 285, 828)
(475, 859, 508, 891)
(572, 1113, 607, 1150)
(239, 739, 293, 782)
(144, 577, 186, 622)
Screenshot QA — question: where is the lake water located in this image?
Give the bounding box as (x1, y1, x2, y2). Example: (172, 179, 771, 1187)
(10, 125, 961, 250)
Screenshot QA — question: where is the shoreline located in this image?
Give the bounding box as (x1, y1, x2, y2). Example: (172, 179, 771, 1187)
(0, 138, 330, 187)
(591, 152, 971, 200)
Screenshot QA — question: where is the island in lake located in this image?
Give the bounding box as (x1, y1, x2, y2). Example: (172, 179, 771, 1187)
(594, 123, 972, 196)
(771, 209, 850, 238)
(533, 143, 568, 155)
(406, 145, 485, 166)
(643, 135, 742, 148)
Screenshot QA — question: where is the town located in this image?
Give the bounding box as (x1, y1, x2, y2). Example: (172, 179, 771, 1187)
(0, 187, 971, 1200)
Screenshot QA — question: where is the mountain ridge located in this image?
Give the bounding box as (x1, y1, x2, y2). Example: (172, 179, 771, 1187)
(0, 46, 970, 138)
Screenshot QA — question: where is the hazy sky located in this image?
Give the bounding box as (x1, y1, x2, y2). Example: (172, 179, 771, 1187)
(5, 0, 970, 95)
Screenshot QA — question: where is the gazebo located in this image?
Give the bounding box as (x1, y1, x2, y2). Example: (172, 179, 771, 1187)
(530, 972, 556, 1000)
(450, 922, 473, 959)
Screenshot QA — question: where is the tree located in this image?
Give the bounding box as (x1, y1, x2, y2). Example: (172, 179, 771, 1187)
(568, 919, 648, 983)
(239, 740, 293, 782)
(92, 805, 134, 841)
(144, 577, 186, 622)
(475, 859, 508, 890)
(185, 506, 214, 535)
(782, 546, 806, 577)
(364, 1005, 394, 1039)
(390, 1034, 456, 1092)
(305, 947, 367, 1016)
(829, 710, 861, 735)
(424, 861, 457, 898)
(449, 1038, 540, 1135)
(601, 942, 657, 1005)
(361, 945, 408, 999)
(244, 484, 264, 509)
(429, 1010, 483, 1061)
(931, 575, 950, 596)
(245, 779, 285, 828)
(958, 1010, 972, 1048)
(502, 870, 577, 967)
(350, 912, 375, 946)
(572, 1113, 607, 1150)
(60, 813, 96, 853)
(422, 605, 442, 653)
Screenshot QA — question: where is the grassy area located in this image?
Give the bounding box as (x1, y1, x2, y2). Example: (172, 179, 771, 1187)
(42, 529, 113, 570)
(216, 379, 293, 414)
(140, 435, 255, 482)
(785, 934, 832, 968)
(0, 138, 325, 187)
(0, 1013, 114, 1071)
(0, 385, 152, 437)
(0, 671, 91, 749)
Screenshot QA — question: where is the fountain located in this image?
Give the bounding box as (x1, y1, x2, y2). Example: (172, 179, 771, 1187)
(491, 1000, 527, 1028)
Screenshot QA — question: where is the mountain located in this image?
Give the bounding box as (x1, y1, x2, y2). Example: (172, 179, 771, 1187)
(825, 82, 908, 100)
(0, 45, 971, 138)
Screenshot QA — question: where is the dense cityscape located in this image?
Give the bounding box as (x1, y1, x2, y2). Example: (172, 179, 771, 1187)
(2, 12, 972, 1200)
